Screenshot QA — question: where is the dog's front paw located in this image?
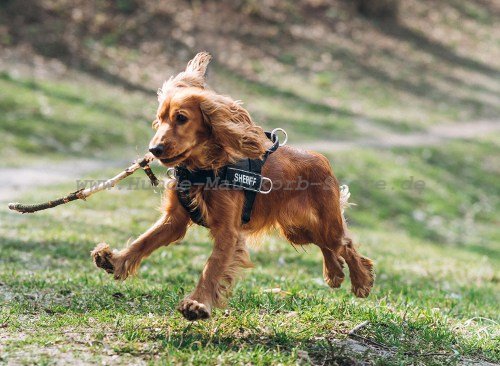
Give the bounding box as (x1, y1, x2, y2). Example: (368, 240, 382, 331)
(91, 243, 115, 274)
(91, 244, 136, 281)
(178, 299, 211, 321)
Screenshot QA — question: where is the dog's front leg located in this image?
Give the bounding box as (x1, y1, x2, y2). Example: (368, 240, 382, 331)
(91, 191, 190, 280)
(178, 226, 250, 321)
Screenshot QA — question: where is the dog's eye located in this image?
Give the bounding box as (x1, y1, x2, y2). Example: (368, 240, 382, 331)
(152, 119, 160, 130)
(176, 114, 188, 125)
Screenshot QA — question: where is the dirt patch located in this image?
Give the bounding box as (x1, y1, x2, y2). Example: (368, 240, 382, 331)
(0, 159, 125, 202)
(328, 336, 499, 366)
(2, 344, 147, 366)
(296, 119, 500, 152)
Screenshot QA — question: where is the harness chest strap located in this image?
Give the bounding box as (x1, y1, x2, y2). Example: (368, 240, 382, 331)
(175, 131, 280, 227)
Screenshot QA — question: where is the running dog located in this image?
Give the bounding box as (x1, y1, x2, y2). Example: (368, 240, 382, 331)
(92, 52, 374, 321)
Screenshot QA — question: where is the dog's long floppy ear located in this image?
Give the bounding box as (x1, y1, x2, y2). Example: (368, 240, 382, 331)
(185, 51, 212, 79)
(199, 93, 267, 160)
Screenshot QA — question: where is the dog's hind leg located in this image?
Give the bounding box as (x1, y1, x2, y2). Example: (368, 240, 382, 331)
(338, 237, 374, 298)
(321, 246, 346, 289)
(281, 225, 346, 289)
(336, 187, 374, 297)
(321, 184, 374, 297)
(91, 190, 190, 280)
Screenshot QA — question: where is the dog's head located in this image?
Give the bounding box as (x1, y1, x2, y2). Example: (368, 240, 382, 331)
(149, 52, 266, 169)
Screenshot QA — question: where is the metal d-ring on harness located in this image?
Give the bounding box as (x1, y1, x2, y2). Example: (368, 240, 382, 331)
(170, 128, 287, 227)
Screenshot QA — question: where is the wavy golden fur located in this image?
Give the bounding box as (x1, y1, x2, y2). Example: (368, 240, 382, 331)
(92, 52, 374, 321)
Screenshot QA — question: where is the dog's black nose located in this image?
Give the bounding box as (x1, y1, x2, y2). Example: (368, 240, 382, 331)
(149, 144, 165, 157)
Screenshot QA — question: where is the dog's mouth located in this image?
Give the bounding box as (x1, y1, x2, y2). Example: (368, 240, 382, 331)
(159, 150, 189, 165)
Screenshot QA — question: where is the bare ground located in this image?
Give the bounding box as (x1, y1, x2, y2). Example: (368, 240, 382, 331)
(0, 159, 125, 202)
(295, 119, 500, 152)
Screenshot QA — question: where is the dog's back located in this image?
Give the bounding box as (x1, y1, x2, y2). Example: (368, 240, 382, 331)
(248, 146, 343, 238)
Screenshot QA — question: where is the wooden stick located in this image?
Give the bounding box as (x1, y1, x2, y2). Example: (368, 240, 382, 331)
(8, 154, 158, 214)
(348, 320, 370, 335)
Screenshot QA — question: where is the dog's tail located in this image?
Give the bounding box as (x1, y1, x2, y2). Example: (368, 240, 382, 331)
(339, 185, 354, 230)
(340, 185, 353, 214)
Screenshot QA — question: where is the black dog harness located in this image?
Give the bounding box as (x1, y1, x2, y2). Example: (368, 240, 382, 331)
(173, 131, 282, 227)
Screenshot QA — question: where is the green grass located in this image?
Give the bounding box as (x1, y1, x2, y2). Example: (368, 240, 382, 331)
(1, 137, 498, 364)
(0, 71, 153, 162)
(329, 139, 499, 248)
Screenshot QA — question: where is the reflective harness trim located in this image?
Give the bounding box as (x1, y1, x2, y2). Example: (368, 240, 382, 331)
(175, 131, 280, 227)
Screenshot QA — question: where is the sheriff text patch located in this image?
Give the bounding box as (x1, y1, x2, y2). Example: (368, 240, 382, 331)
(225, 167, 262, 192)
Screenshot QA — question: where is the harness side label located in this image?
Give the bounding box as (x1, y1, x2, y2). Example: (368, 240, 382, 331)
(225, 167, 262, 192)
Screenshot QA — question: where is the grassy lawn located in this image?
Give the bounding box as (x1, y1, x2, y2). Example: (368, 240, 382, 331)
(0, 71, 153, 164)
(1, 138, 498, 364)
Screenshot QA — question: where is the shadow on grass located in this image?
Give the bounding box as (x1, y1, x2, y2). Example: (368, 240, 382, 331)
(0, 235, 98, 262)
(378, 21, 500, 78)
(1, 0, 173, 95)
(444, 0, 499, 22)
(0, 72, 147, 121)
(323, 44, 499, 115)
(136, 328, 364, 364)
(461, 243, 500, 259)
(217, 63, 421, 135)
(232, 8, 500, 119)
(0, 111, 127, 154)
